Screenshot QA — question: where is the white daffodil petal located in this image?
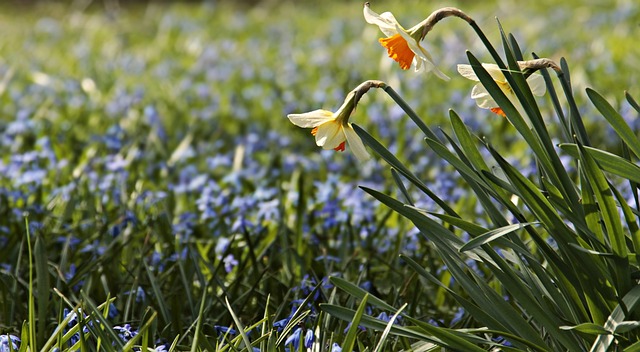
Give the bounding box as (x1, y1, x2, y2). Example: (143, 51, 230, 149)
(471, 84, 499, 109)
(363, 6, 398, 37)
(470, 84, 491, 99)
(481, 63, 508, 83)
(315, 121, 345, 150)
(397, 27, 450, 80)
(287, 110, 335, 128)
(526, 73, 547, 96)
(430, 63, 450, 81)
(344, 124, 370, 161)
(457, 64, 479, 81)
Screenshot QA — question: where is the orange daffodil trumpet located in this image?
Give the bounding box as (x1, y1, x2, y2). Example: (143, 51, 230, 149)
(364, 3, 449, 80)
(457, 63, 546, 124)
(287, 81, 389, 162)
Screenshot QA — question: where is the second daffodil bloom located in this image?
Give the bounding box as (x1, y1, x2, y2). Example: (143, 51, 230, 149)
(457, 63, 546, 122)
(364, 4, 449, 80)
(287, 92, 370, 162)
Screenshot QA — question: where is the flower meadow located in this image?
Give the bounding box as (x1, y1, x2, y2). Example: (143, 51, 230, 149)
(1, 1, 640, 351)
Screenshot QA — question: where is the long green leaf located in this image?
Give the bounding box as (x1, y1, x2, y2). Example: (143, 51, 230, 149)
(577, 142, 630, 292)
(559, 323, 610, 335)
(559, 144, 640, 184)
(587, 88, 640, 158)
(459, 222, 539, 252)
(224, 296, 253, 352)
(626, 91, 640, 114)
(353, 123, 458, 216)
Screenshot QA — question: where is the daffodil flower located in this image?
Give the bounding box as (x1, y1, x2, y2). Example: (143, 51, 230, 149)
(364, 4, 449, 80)
(287, 93, 370, 161)
(457, 63, 546, 123)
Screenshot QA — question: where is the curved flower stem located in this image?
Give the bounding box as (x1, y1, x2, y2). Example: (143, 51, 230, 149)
(351, 80, 439, 141)
(418, 7, 505, 70)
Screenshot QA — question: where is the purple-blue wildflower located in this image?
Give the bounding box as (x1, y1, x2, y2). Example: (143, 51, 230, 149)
(0, 334, 20, 352)
(304, 329, 314, 348)
(284, 327, 302, 350)
(114, 323, 138, 343)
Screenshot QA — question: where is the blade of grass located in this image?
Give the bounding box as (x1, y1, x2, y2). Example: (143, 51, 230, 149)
(373, 303, 407, 352)
(342, 293, 368, 352)
(353, 124, 459, 217)
(459, 222, 539, 252)
(225, 296, 253, 352)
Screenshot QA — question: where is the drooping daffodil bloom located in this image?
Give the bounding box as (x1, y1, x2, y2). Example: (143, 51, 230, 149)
(457, 63, 546, 124)
(364, 3, 449, 80)
(287, 91, 370, 162)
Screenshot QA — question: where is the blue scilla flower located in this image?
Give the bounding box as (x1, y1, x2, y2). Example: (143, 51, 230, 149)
(223, 254, 238, 273)
(273, 317, 289, 332)
(63, 308, 91, 346)
(124, 287, 146, 303)
(343, 321, 366, 334)
(214, 325, 237, 336)
(114, 324, 138, 343)
(304, 329, 314, 349)
(284, 327, 302, 351)
(0, 334, 20, 352)
(331, 342, 342, 352)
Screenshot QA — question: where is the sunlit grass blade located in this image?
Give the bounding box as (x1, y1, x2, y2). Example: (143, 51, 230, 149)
(610, 180, 640, 266)
(224, 296, 253, 352)
(342, 293, 368, 352)
(373, 303, 407, 352)
(459, 222, 539, 252)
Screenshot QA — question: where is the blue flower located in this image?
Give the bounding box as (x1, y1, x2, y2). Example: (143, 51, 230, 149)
(273, 317, 289, 332)
(114, 323, 138, 343)
(223, 254, 238, 273)
(124, 287, 146, 303)
(331, 342, 342, 352)
(0, 334, 20, 352)
(214, 325, 237, 336)
(304, 329, 314, 348)
(284, 327, 302, 350)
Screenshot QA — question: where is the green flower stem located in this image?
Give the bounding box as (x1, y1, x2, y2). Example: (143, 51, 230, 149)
(419, 7, 506, 71)
(349, 80, 439, 141)
(381, 85, 439, 141)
